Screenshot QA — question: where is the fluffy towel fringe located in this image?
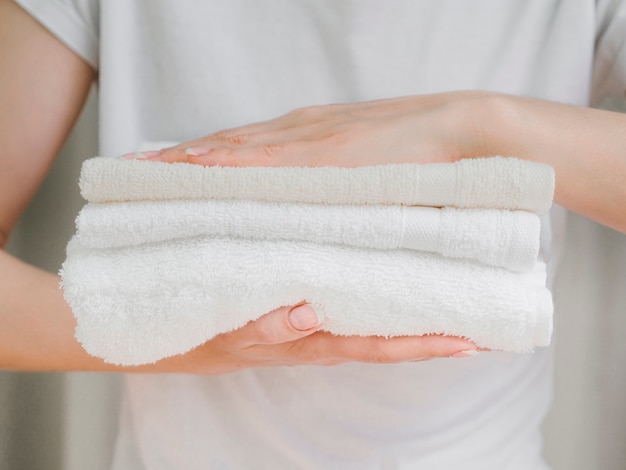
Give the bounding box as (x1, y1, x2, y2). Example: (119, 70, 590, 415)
(61, 237, 553, 366)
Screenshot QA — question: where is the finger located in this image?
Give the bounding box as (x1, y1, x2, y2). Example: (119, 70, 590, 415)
(155, 124, 324, 166)
(184, 140, 336, 167)
(126, 139, 320, 166)
(290, 333, 479, 365)
(121, 148, 187, 163)
(184, 143, 296, 167)
(220, 303, 324, 348)
(181, 121, 384, 168)
(148, 114, 307, 162)
(200, 106, 333, 140)
(349, 335, 479, 362)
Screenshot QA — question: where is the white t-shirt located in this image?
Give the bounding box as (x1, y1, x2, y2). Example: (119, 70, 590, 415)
(16, 1, 626, 468)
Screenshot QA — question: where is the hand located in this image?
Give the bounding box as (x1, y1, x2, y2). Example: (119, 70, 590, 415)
(124, 92, 486, 374)
(148, 304, 479, 375)
(129, 91, 626, 232)
(135, 91, 493, 168)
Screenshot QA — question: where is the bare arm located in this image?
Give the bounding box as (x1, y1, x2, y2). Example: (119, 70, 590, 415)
(0, 0, 98, 370)
(0, 1, 475, 372)
(154, 92, 626, 234)
(481, 94, 626, 234)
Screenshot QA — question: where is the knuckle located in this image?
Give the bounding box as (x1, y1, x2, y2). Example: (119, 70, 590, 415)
(207, 130, 250, 146)
(223, 133, 250, 146)
(256, 142, 283, 160)
(210, 129, 234, 141)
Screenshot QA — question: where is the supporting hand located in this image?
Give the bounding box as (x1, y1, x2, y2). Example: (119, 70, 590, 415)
(149, 303, 479, 375)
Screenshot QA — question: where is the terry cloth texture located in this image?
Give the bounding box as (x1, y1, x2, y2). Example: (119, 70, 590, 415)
(76, 201, 541, 271)
(79, 156, 555, 213)
(61, 156, 555, 365)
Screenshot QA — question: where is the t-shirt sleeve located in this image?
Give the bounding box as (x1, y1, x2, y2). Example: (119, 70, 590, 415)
(15, 0, 100, 69)
(592, 0, 626, 110)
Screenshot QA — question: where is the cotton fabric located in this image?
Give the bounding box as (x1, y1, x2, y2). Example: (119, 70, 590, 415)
(76, 198, 543, 271)
(62, 156, 554, 365)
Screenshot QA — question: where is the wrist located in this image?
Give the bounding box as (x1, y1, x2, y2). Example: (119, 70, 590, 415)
(451, 91, 526, 160)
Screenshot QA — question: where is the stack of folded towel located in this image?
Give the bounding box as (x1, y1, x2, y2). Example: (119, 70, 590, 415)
(61, 155, 555, 365)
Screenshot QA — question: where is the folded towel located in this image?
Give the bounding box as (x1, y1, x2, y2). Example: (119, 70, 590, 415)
(80, 156, 555, 213)
(61, 237, 553, 365)
(76, 200, 541, 271)
(62, 155, 555, 365)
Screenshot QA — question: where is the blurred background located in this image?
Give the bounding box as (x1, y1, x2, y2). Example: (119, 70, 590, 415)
(1, 90, 625, 470)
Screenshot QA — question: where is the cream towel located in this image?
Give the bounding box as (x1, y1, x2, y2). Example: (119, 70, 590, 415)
(61, 236, 553, 366)
(76, 200, 541, 272)
(80, 156, 555, 213)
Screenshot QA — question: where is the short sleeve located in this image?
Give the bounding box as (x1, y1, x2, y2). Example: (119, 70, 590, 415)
(15, 0, 100, 69)
(592, 0, 626, 110)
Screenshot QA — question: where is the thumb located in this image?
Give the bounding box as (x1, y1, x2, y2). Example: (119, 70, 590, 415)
(287, 303, 324, 332)
(233, 303, 325, 347)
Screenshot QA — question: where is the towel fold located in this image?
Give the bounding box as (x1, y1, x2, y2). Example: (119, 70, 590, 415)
(61, 155, 555, 365)
(80, 156, 555, 213)
(61, 236, 553, 366)
(76, 200, 541, 271)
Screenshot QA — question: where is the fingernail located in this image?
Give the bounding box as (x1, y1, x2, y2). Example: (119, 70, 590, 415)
(288, 304, 324, 331)
(122, 150, 162, 159)
(185, 147, 212, 157)
(451, 349, 480, 358)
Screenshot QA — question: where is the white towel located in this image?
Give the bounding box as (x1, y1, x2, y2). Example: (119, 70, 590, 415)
(80, 156, 555, 213)
(61, 236, 553, 366)
(61, 155, 555, 365)
(76, 200, 541, 272)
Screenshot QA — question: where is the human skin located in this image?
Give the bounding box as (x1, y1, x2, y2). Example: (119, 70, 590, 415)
(0, 0, 479, 373)
(148, 93, 626, 234)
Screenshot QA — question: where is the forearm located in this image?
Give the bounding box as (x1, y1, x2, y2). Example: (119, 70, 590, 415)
(0, 249, 233, 372)
(0, 249, 107, 370)
(0, 249, 246, 372)
(0, 248, 158, 371)
(0, 0, 106, 371)
(483, 94, 626, 233)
